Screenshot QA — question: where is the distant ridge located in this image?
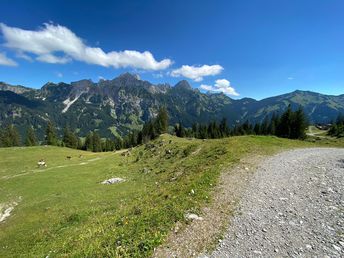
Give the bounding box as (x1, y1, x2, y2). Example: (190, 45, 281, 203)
(0, 73, 343, 139)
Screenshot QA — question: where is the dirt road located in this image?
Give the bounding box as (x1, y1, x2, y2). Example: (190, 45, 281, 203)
(209, 148, 344, 257)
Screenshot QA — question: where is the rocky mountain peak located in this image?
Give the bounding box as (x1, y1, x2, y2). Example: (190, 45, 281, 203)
(117, 72, 141, 81)
(71, 79, 94, 88)
(174, 80, 192, 90)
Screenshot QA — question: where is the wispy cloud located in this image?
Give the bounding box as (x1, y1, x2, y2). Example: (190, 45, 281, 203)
(288, 77, 294, 80)
(0, 22, 172, 70)
(15, 51, 33, 62)
(200, 79, 239, 96)
(153, 72, 164, 78)
(171, 64, 223, 82)
(55, 72, 63, 78)
(0, 52, 17, 66)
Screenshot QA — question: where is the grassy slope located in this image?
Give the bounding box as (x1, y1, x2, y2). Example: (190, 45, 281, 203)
(0, 135, 341, 257)
(307, 125, 329, 136)
(306, 125, 344, 146)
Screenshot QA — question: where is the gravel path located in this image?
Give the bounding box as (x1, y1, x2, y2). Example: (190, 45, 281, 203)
(209, 148, 344, 258)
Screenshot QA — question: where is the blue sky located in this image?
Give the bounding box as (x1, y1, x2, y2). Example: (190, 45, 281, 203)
(0, 0, 343, 99)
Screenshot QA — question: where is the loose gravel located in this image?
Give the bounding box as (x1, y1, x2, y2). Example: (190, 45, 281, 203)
(208, 148, 344, 258)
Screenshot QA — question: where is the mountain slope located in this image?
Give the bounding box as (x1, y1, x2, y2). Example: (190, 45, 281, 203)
(0, 73, 343, 140)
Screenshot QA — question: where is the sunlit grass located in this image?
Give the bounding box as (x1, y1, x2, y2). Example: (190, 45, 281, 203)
(0, 135, 341, 257)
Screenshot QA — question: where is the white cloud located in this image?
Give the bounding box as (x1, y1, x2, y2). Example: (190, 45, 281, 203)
(288, 77, 294, 80)
(37, 54, 71, 64)
(15, 51, 33, 62)
(199, 84, 214, 91)
(200, 79, 239, 96)
(0, 52, 17, 66)
(55, 72, 63, 78)
(171, 64, 223, 82)
(0, 23, 172, 70)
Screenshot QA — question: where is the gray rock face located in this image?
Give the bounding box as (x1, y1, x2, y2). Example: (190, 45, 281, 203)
(2, 73, 344, 141)
(209, 148, 344, 258)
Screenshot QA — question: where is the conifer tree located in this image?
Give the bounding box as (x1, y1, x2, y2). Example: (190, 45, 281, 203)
(290, 107, 307, 139)
(277, 105, 292, 138)
(85, 132, 94, 151)
(25, 126, 37, 146)
(328, 113, 344, 137)
(254, 123, 261, 135)
(220, 118, 230, 137)
(1, 125, 21, 147)
(175, 123, 186, 137)
(261, 116, 269, 135)
(155, 107, 169, 134)
(62, 126, 78, 149)
(45, 121, 58, 145)
(92, 131, 102, 152)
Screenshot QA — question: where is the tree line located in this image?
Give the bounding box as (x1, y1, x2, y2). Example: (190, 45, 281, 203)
(328, 114, 344, 138)
(0, 105, 314, 150)
(0, 107, 170, 151)
(175, 105, 308, 140)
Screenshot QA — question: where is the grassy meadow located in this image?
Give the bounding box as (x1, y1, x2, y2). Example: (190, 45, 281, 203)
(0, 134, 342, 257)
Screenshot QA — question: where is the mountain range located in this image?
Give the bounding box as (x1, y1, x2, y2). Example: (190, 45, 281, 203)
(1, 73, 343, 139)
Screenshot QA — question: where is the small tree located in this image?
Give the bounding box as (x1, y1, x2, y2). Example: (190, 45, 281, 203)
(92, 131, 102, 152)
(85, 132, 94, 151)
(45, 121, 58, 145)
(276, 105, 292, 138)
(219, 118, 230, 137)
(25, 126, 37, 146)
(1, 125, 20, 147)
(62, 126, 78, 149)
(155, 107, 169, 134)
(175, 123, 186, 137)
(291, 107, 308, 139)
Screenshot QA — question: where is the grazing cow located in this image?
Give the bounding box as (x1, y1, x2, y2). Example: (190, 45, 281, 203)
(37, 159, 47, 168)
(66, 156, 72, 160)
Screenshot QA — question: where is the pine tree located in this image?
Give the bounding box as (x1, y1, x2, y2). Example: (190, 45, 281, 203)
(62, 126, 78, 149)
(1, 125, 20, 147)
(329, 113, 344, 137)
(290, 107, 307, 139)
(92, 131, 102, 152)
(45, 121, 58, 145)
(114, 137, 123, 150)
(336, 113, 344, 125)
(175, 123, 186, 137)
(199, 124, 208, 139)
(220, 118, 230, 137)
(277, 105, 292, 138)
(254, 123, 261, 135)
(85, 132, 94, 151)
(0, 128, 4, 147)
(261, 116, 269, 135)
(155, 107, 169, 134)
(0, 126, 10, 147)
(25, 126, 37, 146)
(137, 131, 143, 145)
(104, 138, 115, 151)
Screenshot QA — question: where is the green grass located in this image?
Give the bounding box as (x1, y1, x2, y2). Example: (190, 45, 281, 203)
(306, 125, 344, 147)
(307, 125, 329, 136)
(0, 135, 341, 257)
